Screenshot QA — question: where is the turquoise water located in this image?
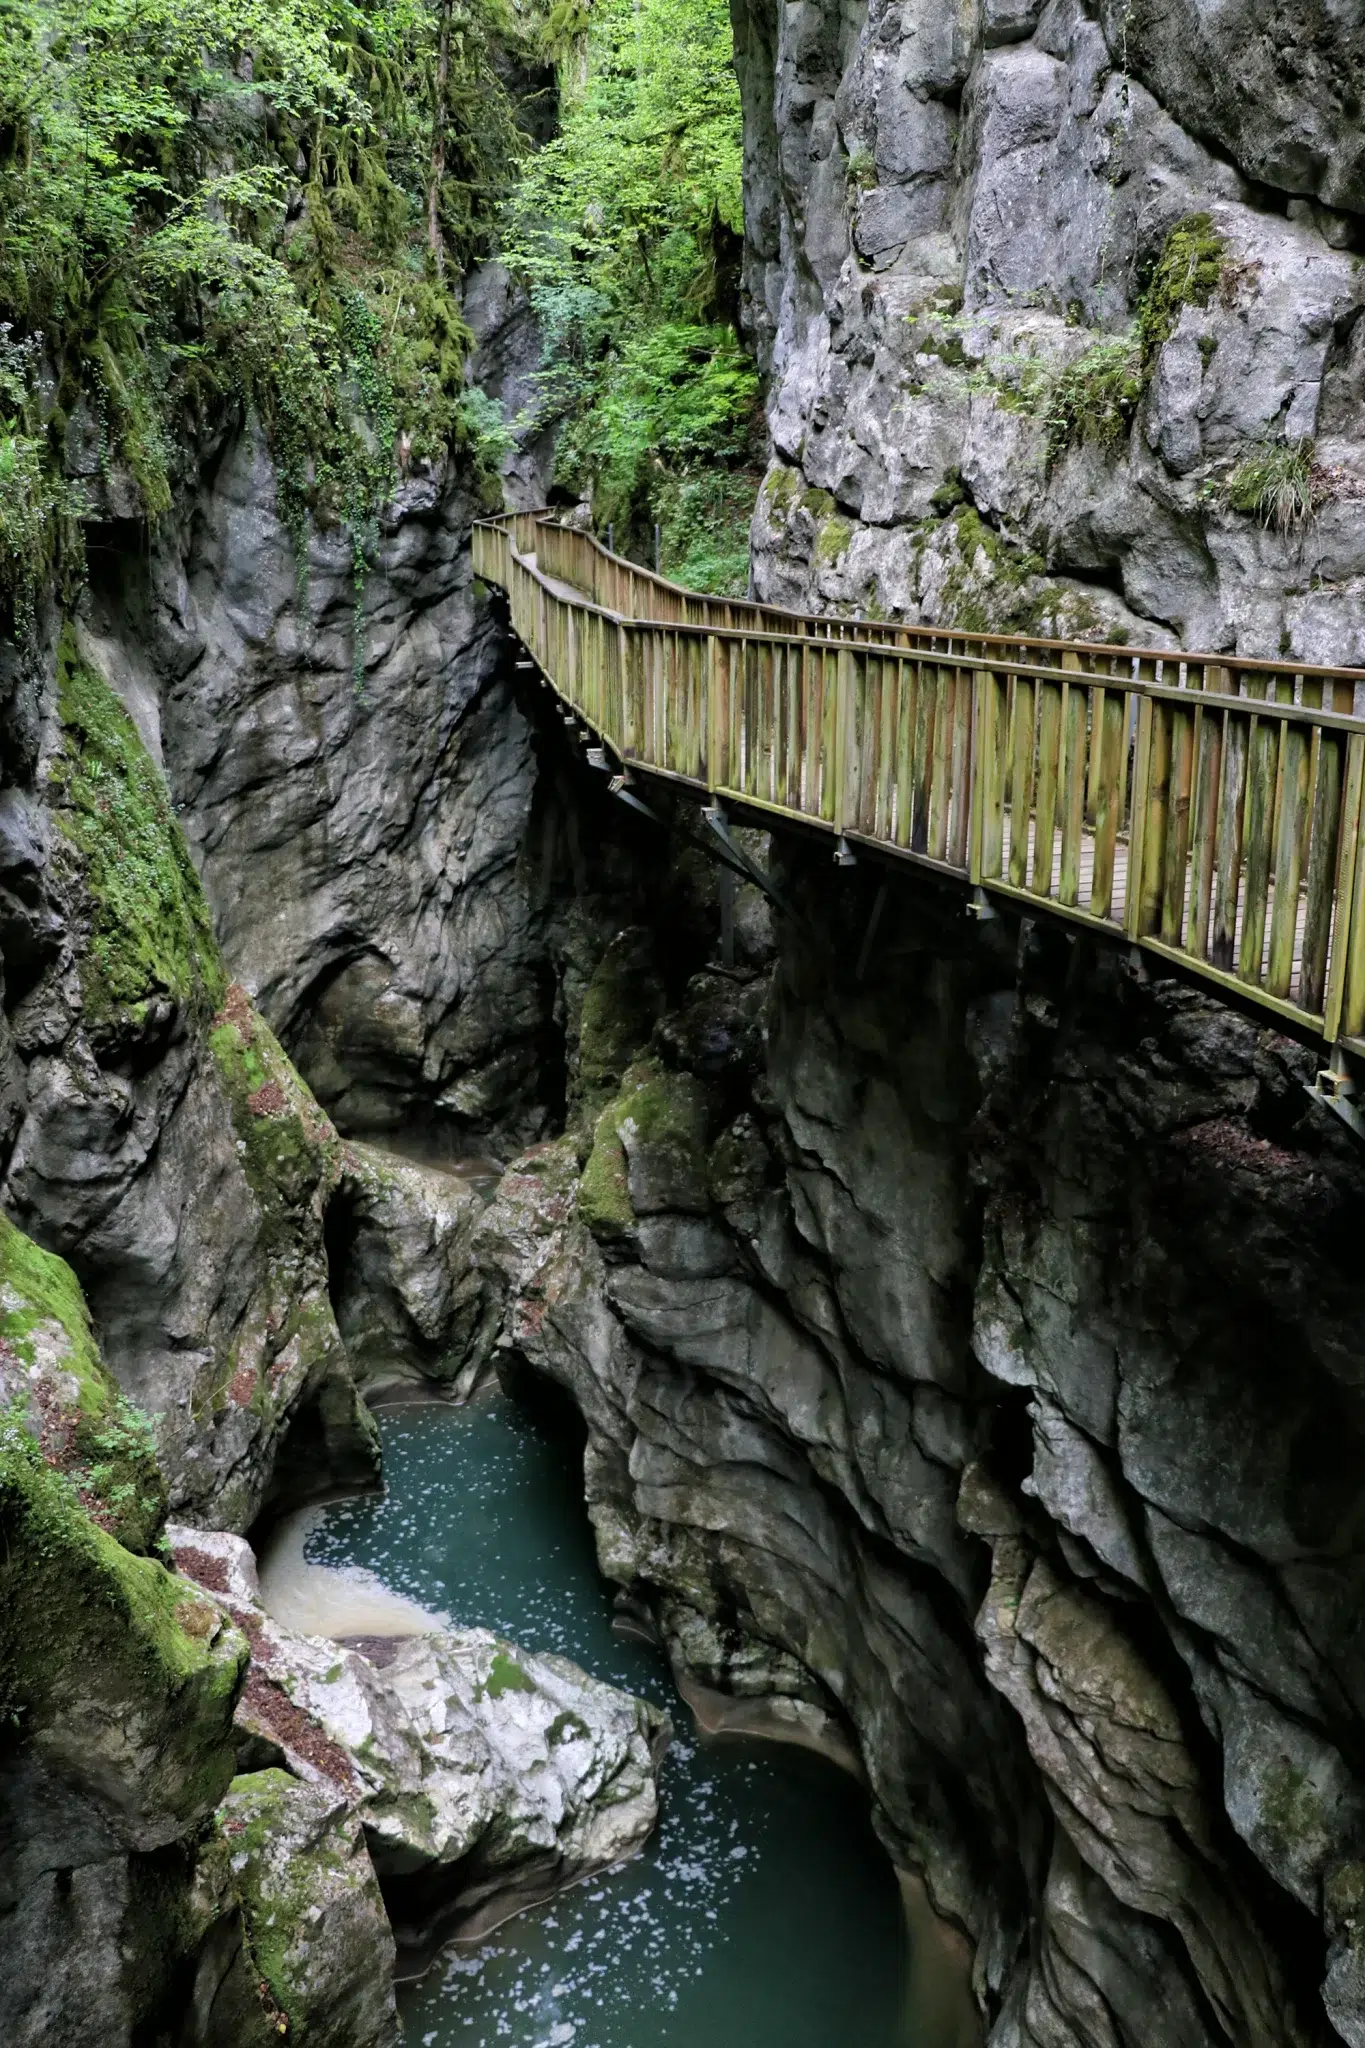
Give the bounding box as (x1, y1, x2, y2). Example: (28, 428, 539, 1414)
(305, 1397, 922, 2048)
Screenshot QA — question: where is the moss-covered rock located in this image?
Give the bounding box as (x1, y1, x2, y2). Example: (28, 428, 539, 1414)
(216, 1770, 401, 2048)
(209, 984, 344, 1250)
(0, 1214, 166, 1552)
(574, 927, 666, 1126)
(1136, 211, 1228, 363)
(0, 1422, 245, 1840)
(815, 514, 853, 566)
(49, 629, 226, 1025)
(578, 1059, 711, 1241)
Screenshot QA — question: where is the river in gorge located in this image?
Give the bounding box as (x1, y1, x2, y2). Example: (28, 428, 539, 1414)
(258, 1391, 974, 2048)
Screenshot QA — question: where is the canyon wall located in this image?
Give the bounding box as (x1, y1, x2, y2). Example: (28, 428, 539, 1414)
(472, 817, 1365, 2048)
(735, 0, 1365, 662)
(8, 4, 1365, 2043)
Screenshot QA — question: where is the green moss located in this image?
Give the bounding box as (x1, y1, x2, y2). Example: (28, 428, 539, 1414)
(209, 991, 342, 1243)
(1257, 1755, 1329, 1861)
(801, 486, 835, 520)
(0, 1212, 102, 1391)
(577, 1058, 710, 1240)
(579, 1111, 635, 1240)
(547, 1709, 591, 1745)
(576, 932, 665, 1123)
(217, 1769, 352, 2035)
(0, 1421, 243, 1815)
(1136, 213, 1227, 363)
(930, 470, 968, 515)
(51, 630, 226, 1024)
(919, 324, 967, 370)
(483, 1649, 536, 1698)
(815, 515, 853, 567)
(926, 508, 1067, 638)
(0, 1214, 166, 1551)
(763, 465, 802, 515)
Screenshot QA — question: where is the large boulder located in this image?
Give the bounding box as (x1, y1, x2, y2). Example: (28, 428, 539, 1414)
(169, 1525, 669, 1956)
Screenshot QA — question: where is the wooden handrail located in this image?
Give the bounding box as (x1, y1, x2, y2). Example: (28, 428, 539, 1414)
(473, 513, 1365, 1051)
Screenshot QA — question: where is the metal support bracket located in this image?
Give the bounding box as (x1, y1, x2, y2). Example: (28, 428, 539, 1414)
(609, 772, 662, 825)
(585, 745, 611, 772)
(1307, 1044, 1365, 1144)
(701, 802, 791, 915)
(834, 835, 857, 867)
(966, 887, 998, 923)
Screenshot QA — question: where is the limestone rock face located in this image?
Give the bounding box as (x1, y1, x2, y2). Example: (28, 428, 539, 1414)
(154, 429, 553, 1151)
(330, 1139, 498, 1395)
(735, 0, 1365, 661)
(473, 855, 1365, 2048)
(169, 1524, 669, 1956)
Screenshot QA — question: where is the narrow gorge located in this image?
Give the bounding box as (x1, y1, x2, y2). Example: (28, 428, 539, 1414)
(4, 3, 1365, 2047)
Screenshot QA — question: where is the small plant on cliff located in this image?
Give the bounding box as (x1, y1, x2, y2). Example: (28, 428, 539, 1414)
(1136, 212, 1228, 364)
(1220, 440, 1326, 534)
(1044, 337, 1144, 465)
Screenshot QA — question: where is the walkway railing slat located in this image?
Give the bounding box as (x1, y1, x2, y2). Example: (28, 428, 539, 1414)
(474, 512, 1365, 1051)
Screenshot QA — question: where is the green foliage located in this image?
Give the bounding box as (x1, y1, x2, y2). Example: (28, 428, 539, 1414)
(1221, 439, 1325, 533)
(503, 0, 758, 562)
(653, 469, 753, 596)
(51, 632, 226, 1024)
(1136, 213, 1227, 364)
(0, 0, 534, 627)
(1044, 337, 1143, 464)
(845, 147, 877, 193)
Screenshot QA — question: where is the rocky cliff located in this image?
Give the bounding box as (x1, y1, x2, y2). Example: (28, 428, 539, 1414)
(0, 263, 666, 2041)
(735, 0, 1365, 664)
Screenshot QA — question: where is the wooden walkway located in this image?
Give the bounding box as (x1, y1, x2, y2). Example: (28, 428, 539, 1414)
(474, 512, 1365, 1059)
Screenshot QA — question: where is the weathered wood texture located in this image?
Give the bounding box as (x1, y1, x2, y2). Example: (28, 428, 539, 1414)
(474, 514, 1365, 1049)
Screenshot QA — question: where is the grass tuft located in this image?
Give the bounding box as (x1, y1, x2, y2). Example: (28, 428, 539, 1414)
(1221, 441, 1326, 534)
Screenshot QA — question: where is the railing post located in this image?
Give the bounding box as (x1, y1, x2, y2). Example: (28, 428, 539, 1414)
(1326, 732, 1365, 1043)
(968, 669, 998, 885)
(706, 635, 726, 791)
(1125, 695, 1156, 940)
(834, 646, 858, 836)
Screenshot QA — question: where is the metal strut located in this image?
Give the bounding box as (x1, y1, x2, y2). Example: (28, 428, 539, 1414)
(1308, 1043, 1365, 1144)
(701, 802, 791, 915)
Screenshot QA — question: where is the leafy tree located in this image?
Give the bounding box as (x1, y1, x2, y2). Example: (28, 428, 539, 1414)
(503, 0, 759, 589)
(0, 0, 534, 630)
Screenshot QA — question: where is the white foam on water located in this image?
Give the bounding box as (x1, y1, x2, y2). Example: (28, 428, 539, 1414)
(257, 1502, 448, 1639)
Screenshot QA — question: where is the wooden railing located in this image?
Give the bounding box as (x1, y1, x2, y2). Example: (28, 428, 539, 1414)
(474, 512, 1365, 1052)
